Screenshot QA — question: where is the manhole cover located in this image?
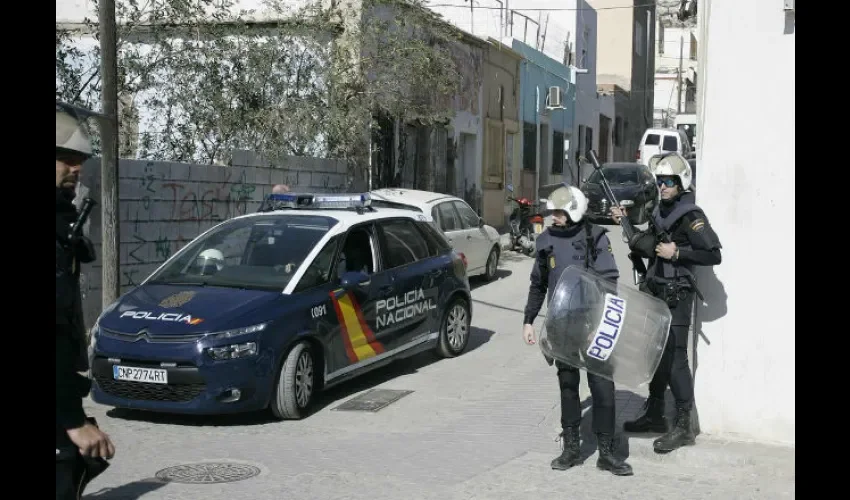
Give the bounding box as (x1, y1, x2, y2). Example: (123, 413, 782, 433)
(155, 462, 261, 484)
(333, 388, 413, 412)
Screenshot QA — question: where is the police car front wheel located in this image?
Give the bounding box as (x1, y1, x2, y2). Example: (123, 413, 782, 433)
(437, 297, 471, 358)
(270, 341, 315, 420)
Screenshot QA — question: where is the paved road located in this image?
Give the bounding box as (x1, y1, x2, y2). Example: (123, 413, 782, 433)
(81, 225, 794, 499)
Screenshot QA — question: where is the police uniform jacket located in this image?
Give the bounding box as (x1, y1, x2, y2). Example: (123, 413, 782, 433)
(627, 191, 722, 323)
(56, 187, 96, 452)
(523, 221, 619, 326)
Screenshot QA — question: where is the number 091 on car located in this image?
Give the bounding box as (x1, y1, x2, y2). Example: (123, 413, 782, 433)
(113, 365, 169, 384)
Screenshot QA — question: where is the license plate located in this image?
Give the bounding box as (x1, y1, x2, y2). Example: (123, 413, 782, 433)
(113, 365, 168, 384)
(534, 223, 543, 234)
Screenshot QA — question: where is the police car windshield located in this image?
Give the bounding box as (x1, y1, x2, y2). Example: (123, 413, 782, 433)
(587, 166, 640, 185)
(147, 214, 338, 291)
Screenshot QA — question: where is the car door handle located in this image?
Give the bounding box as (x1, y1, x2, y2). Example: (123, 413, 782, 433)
(378, 284, 394, 294)
(426, 269, 443, 277)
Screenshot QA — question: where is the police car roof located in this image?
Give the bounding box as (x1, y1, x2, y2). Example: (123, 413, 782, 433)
(234, 206, 430, 230)
(370, 188, 460, 207)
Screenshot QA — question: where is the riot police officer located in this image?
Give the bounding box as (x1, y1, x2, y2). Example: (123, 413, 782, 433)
(522, 185, 633, 476)
(611, 153, 722, 454)
(56, 101, 115, 499)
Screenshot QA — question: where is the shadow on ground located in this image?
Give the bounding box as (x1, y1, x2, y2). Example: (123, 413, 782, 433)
(469, 269, 512, 290)
(499, 251, 532, 263)
(618, 389, 702, 439)
(106, 328, 496, 427)
(83, 478, 166, 500)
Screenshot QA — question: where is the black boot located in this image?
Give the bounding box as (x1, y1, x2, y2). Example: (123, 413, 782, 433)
(596, 433, 634, 476)
(551, 426, 581, 470)
(623, 396, 667, 433)
(653, 406, 696, 453)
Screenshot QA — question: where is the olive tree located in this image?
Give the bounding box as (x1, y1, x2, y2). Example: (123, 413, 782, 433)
(55, 0, 462, 169)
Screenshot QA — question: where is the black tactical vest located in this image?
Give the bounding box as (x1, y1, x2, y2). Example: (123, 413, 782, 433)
(538, 222, 608, 305)
(647, 199, 701, 281)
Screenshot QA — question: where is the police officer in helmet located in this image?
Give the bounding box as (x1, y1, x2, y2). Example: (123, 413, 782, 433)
(56, 101, 116, 499)
(522, 185, 633, 476)
(611, 153, 722, 454)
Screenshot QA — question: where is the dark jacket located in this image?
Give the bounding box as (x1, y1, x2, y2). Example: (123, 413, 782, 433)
(56, 188, 95, 451)
(627, 191, 722, 324)
(523, 220, 619, 325)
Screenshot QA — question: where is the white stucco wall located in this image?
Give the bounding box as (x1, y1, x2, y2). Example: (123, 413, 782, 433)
(694, 0, 795, 446)
(424, 0, 576, 65)
(654, 23, 698, 121)
(653, 74, 678, 123)
(424, 0, 597, 154)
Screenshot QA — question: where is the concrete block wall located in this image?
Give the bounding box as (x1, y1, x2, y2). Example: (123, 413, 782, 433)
(75, 151, 356, 329)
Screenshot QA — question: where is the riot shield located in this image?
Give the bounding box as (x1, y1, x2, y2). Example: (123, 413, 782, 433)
(539, 265, 672, 389)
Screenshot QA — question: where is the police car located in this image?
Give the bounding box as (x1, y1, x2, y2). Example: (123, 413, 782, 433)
(89, 193, 472, 419)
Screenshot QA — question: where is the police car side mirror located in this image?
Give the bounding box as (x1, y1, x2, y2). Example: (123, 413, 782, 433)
(340, 271, 371, 290)
(478, 217, 485, 228)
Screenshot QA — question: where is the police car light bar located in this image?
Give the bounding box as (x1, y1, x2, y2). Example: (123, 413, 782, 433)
(260, 192, 372, 211)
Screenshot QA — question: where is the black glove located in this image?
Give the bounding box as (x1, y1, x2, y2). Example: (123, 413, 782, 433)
(73, 235, 97, 264)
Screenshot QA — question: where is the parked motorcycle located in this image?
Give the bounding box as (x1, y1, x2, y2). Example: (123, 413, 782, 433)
(507, 195, 544, 255)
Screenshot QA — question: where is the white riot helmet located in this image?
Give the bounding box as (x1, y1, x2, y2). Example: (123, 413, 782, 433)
(648, 153, 693, 191)
(195, 248, 225, 275)
(545, 185, 588, 223)
(56, 101, 98, 158)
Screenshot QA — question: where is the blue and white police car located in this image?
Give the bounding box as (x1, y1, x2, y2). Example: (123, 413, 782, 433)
(89, 192, 472, 419)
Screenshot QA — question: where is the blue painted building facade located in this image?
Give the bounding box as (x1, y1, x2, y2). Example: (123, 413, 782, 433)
(510, 40, 578, 201)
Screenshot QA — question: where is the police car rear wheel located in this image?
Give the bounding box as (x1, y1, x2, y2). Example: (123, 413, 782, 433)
(437, 298, 470, 358)
(271, 341, 315, 420)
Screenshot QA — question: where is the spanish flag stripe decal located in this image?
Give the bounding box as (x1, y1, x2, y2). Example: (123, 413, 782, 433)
(329, 290, 358, 364)
(348, 293, 385, 354)
(330, 290, 384, 363)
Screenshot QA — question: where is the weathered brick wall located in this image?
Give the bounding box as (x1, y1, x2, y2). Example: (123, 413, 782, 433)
(75, 151, 357, 329)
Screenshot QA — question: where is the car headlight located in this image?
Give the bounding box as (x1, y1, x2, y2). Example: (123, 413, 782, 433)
(204, 323, 267, 360)
(206, 342, 258, 360)
(208, 322, 267, 341)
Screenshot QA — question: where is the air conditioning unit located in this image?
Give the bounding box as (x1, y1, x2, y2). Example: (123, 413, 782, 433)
(548, 86, 563, 108)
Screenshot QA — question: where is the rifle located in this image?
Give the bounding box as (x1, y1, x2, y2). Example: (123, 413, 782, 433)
(645, 210, 705, 302)
(585, 150, 648, 285)
(69, 197, 97, 244)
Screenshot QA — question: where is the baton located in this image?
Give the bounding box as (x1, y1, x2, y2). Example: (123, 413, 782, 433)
(586, 150, 648, 285)
(586, 150, 638, 242)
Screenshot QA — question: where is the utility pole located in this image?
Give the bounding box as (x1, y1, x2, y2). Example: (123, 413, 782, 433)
(99, 0, 120, 308)
(677, 33, 684, 114)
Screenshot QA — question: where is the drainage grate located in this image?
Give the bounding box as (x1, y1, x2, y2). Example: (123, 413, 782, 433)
(155, 462, 261, 484)
(333, 388, 413, 412)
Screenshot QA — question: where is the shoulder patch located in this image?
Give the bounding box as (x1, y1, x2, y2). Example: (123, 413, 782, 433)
(607, 242, 613, 253)
(689, 218, 706, 232)
(549, 255, 556, 269)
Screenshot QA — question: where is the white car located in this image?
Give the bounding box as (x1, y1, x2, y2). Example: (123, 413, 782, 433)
(636, 127, 693, 166)
(370, 188, 502, 281)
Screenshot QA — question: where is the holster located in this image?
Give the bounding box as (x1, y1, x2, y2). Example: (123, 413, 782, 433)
(646, 277, 692, 308)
